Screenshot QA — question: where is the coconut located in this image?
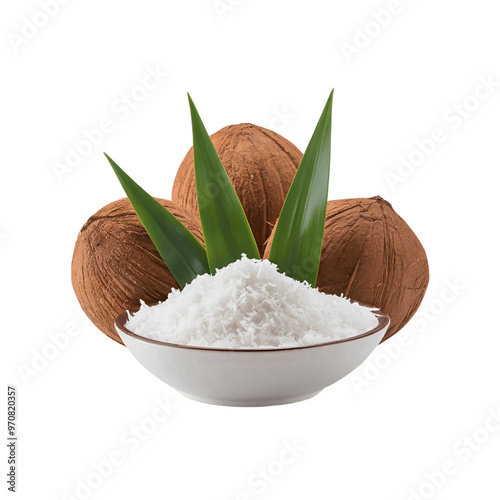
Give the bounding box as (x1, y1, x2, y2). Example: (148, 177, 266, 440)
(263, 196, 429, 342)
(172, 123, 301, 255)
(71, 197, 204, 344)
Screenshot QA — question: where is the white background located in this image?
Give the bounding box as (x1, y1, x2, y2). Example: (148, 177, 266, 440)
(1, 0, 499, 499)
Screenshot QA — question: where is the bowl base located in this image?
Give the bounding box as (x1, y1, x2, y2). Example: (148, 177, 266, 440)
(178, 390, 322, 407)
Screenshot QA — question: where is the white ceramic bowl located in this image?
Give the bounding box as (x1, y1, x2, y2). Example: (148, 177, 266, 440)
(115, 310, 390, 407)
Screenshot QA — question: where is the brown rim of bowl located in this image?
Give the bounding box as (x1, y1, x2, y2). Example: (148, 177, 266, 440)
(114, 307, 390, 353)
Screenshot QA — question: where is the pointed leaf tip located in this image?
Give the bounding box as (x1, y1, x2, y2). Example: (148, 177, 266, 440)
(105, 155, 209, 288)
(188, 95, 260, 271)
(268, 90, 333, 286)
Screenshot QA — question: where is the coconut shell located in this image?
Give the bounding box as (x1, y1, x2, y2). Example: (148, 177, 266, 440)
(172, 123, 301, 256)
(263, 196, 429, 342)
(71, 198, 204, 344)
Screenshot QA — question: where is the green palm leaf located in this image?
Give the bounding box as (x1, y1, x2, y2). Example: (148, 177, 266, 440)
(188, 94, 260, 272)
(268, 90, 334, 286)
(105, 153, 209, 288)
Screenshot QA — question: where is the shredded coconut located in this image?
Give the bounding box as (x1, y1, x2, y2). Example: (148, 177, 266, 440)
(125, 256, 379, 349)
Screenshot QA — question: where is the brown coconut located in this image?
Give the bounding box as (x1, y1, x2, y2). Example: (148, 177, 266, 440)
(263, 196, 429, 342)
(172, 123, 302, 256)
(71, 197, 204, 344)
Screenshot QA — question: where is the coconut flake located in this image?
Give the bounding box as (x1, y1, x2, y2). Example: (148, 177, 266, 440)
(125, 256, 379, 349)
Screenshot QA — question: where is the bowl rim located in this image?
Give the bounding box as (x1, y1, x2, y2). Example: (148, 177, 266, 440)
(115, 305, 390, 353)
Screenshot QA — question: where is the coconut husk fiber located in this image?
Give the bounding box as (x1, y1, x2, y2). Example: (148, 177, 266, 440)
(71, 197, 203, 344)
(264, 196, 429, 342)
(172, 123, 301, 256)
